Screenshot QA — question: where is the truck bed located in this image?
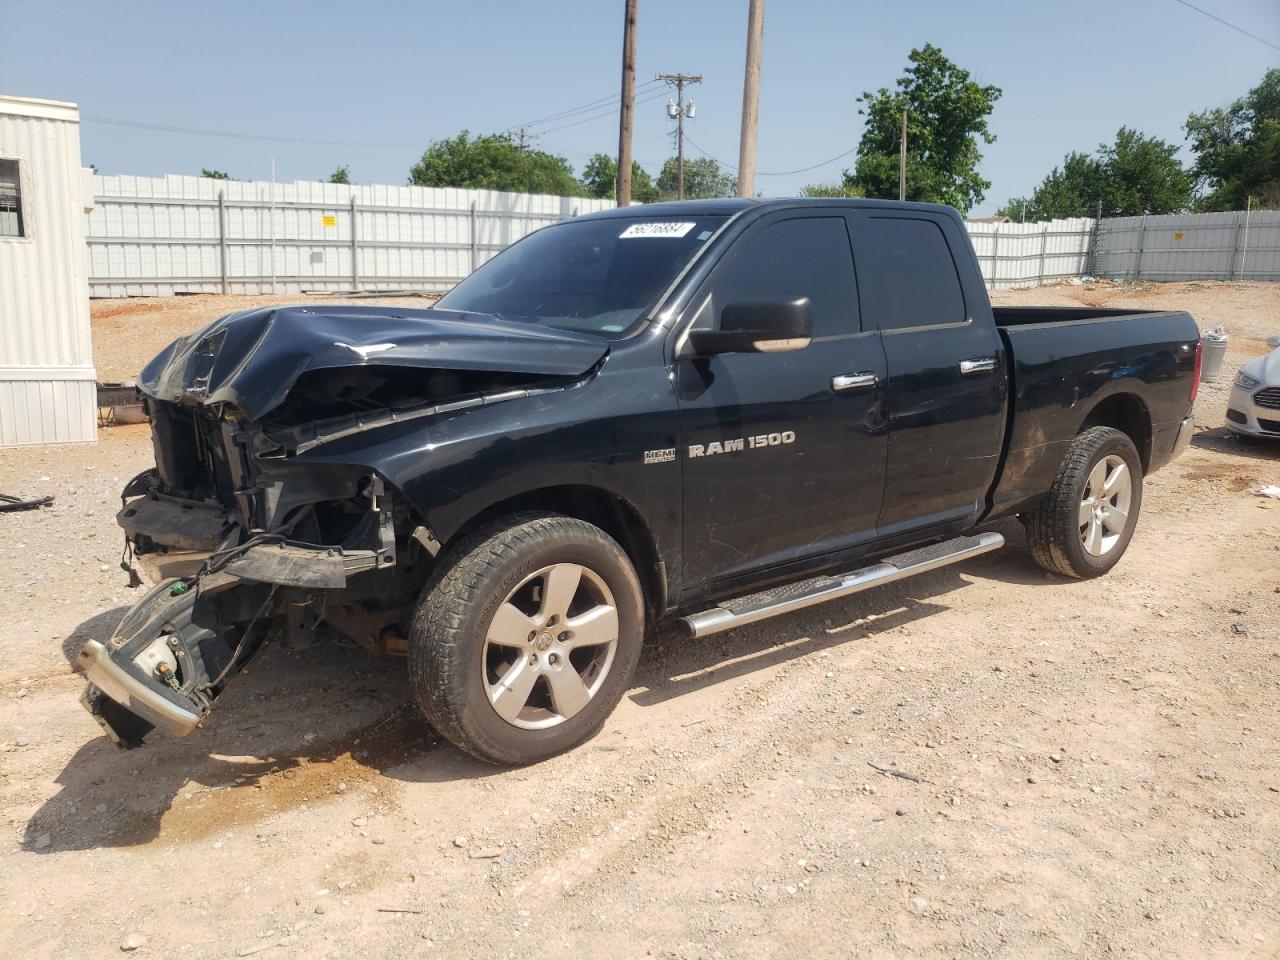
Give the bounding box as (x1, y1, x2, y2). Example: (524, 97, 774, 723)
(986, 306, 1200, 520)
(993, 305, 1169, 327)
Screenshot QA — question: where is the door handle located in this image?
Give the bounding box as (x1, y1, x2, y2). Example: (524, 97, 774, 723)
(831, 372, 879, 392)
(959, 357, 998, 376)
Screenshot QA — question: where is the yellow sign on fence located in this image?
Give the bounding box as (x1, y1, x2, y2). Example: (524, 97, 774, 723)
(322, 214, 337, 228)
(1173, 231, 1184, 241)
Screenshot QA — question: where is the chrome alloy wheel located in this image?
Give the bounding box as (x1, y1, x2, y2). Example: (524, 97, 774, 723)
(1079, 454, 1132, 557)
(482, 563, 619, 730)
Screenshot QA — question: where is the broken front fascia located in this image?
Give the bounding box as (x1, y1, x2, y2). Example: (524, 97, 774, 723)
(91, 427, 402, 747)
(118, 405, 400, 586)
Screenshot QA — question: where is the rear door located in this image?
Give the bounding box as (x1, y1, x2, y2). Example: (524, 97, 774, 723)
(851, 211, 1007, 537)
(673, 211, 888, 594)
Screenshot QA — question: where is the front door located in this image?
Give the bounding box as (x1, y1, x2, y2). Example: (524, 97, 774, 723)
(673, 212, 888, 596)
(851, 211, 1007, 537)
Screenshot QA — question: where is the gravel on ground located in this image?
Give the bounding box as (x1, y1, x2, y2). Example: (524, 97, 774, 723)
(1, 283, 1277, 959)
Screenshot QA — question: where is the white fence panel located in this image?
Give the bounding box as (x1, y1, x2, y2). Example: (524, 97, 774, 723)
(964, 218, 1094, 290)
(85, 179, 1278, 297)
(1093, 210, 1280, 281)
(86, 174, 617, 297)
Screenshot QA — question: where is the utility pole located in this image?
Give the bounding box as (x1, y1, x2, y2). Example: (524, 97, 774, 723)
(658, 72, 702, 199)
(898, 109, 907, 201)
(736, 0, 765, 198)
(617, 0, 638, 205)
(513, 128, 540, 151)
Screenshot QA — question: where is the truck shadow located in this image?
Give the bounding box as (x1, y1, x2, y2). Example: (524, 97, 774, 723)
(21, 641, 486, 854)
(1191, 425, 1280, 460)
(631, 517, 1041, 707)
(23, 518, 1053, 854)
(57, 604, 131, 668)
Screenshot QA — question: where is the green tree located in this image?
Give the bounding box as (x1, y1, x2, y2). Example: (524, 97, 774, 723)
(1099, 127, 1194, 216)
(200, 169, 231, 180)
(800, 181, 864, 198)
(580, 153, 659, 203)
(846, 44, 1001, 214)
(329, 165, 351, 184)
(1186, 68, 1280, 210)
(655, 156, 735, 200)
(408, 131, 584, 196)
(999, 152, 1108, 220)
(998, 129, 1192, 220)
(996, 197, 1032, 221)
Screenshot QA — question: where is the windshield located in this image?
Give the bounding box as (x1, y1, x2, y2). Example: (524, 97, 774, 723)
(436, 215, 727, 336)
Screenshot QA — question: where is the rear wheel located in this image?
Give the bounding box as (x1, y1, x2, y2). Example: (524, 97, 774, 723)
(408, 514, 644, 765)
(1025, 426, 1143, 579)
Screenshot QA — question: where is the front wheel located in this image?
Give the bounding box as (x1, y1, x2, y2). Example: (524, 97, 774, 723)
(1024, 426, 1144, 579)
(408, 514, 644, 765)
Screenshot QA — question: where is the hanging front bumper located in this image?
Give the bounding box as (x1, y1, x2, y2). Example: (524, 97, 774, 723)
(78, 639, 203, 739)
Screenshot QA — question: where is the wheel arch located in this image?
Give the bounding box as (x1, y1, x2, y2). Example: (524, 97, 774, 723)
(1077, 392, 1152, 471)
(438, 485, 666, 619)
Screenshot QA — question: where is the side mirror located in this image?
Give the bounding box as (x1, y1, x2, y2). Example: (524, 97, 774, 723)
(687, 297, 813, 356)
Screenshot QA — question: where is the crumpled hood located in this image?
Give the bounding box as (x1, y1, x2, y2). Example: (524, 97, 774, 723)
(138, 305, 609, 420)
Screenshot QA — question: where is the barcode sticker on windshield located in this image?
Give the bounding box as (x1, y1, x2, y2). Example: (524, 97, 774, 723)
(619, 221, 696, 239)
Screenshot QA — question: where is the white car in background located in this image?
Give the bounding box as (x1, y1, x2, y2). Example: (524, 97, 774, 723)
(1226, 347, 1280, 441)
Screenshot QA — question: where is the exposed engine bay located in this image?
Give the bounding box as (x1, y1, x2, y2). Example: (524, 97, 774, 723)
(83, 395, 428, 748)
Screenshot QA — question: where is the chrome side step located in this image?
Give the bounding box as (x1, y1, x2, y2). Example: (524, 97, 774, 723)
(680, 532, 1005, 638)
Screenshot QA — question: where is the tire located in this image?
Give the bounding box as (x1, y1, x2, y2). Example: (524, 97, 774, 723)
(1024, 426, 1144, 579)
(408, 513, 645, 765)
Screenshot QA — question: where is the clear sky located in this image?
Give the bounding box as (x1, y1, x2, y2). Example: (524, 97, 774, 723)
(3, 0, 1277, 215)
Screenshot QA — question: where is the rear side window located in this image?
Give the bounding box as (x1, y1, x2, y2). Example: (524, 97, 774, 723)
(0, 159, 23, 238)
(693, 216, 859, 338)
(857, 217, 966, 330)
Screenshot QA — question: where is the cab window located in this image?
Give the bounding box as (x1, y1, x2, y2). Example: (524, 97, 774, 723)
(856, 217, 966, 330)
(690, 216, 860, 338)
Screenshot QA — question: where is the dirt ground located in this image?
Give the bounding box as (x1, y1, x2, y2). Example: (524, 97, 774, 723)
(1, 283, 1277, 960)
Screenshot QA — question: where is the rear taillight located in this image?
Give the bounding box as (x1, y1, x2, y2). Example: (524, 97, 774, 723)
(1189, 339, 1203, 405)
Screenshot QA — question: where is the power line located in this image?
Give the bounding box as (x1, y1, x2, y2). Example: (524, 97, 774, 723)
(512, 128, 542, 151)
(507, 79, 662, 133)
(84, 85, 671, 151)
(759, 146, 859, 177)
(82, 114, 420, 148)
(684, 138, 732, 168)
(686, 136, 858, 177)
(1169, 0, 1280, 52)
(537, 87, 669, 136)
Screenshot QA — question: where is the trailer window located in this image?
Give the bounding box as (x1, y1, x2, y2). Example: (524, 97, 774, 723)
(0, 159, 23, 238)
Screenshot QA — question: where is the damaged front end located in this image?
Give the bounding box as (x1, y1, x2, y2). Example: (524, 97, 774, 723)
(83, 408, 407, 748)
(81, 304, 607, 747)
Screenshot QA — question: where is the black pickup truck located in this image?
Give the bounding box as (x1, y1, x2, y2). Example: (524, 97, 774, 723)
(79, 198, 1201, 764)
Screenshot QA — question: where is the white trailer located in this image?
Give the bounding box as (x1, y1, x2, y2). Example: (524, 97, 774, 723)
(0, 94, 96, 446)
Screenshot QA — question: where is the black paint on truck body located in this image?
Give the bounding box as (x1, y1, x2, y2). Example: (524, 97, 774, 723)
(87, 198, 1200, 747)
